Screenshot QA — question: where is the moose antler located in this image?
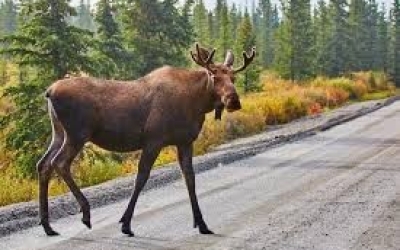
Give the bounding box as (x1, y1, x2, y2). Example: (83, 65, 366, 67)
(190, 43, 216, 72)
(234, 47, 256, 74)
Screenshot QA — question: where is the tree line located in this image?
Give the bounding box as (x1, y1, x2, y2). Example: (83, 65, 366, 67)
(0, 0, 399, 176)
(1, 0, 399, 81)
(192, 0, 400, 82)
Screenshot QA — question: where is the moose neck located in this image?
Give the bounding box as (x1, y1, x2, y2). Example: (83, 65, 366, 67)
(190, 70, 218, 116)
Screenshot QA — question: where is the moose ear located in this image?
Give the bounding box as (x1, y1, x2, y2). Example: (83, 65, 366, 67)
(224, 50, 234, 67)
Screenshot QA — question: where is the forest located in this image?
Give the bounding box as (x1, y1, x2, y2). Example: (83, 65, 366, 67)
(0, 0, 399, 206)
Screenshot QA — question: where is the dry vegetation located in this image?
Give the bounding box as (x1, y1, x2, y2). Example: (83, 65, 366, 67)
(0, 70, 396, 207)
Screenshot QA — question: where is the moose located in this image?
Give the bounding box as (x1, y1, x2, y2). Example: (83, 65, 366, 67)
(37, 44, 256, 236)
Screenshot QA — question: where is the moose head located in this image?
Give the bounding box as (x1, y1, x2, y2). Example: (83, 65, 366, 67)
(190, 43, 256, 119)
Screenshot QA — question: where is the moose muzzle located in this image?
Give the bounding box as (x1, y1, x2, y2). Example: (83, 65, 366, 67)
(224, 93, 242, 112)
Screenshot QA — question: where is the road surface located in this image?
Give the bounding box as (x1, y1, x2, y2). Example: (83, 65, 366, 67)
(1, 101, 400, 250)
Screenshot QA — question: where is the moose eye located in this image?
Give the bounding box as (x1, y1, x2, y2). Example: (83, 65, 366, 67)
(213, 76, 222, 82)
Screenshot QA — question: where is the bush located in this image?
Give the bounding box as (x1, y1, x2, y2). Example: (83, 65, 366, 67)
(0, 169, 36, 206)
(351, 71, 395, 93)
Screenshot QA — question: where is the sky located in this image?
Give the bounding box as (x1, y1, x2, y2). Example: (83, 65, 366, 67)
(72, 0, 392, 10)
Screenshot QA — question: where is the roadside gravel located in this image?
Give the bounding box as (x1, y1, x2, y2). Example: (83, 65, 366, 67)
(0, 97, 398, 237)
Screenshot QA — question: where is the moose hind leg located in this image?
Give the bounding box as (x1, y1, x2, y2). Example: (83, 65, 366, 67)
(51, 136, 91, 229)
(38, 107, 65, 236)
(177, 144, 214, 234)
(120, 144, 161, 237)
(37, 139, 63, 236)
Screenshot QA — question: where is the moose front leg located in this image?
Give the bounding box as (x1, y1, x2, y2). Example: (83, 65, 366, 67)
(177, 144, 214, 234)
(120, 144, 161, 236)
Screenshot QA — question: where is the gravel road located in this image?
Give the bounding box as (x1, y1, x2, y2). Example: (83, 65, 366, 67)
(1, 99, 399, 250)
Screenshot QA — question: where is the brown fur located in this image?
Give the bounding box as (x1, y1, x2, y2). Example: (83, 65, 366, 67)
(36, 45, 255, 237)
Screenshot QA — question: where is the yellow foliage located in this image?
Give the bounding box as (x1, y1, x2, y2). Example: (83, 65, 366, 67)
(0, 70, 396, 207)
(0, 169, 37, 206)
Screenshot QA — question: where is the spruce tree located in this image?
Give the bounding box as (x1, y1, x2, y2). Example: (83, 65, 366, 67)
(377, 4, 390, 72)
(251, 0, 260, 34)
(229, 3, 240, 41)
(217, 0, 233, 60)
(257, 0, 276, 68)
(0, 0, 18, 36)
(93, 0, 130, 78)
(120, 0, 193, 77)
(366, 0, 380, 70)
(235, 9, 255, 59)
(74, 0, 95, 31)
(274, 0, 314, 80)
(214, 0, 224, 37)
(348, 0, 381, 71)
(235, 8, 259, 92)
(325, 0, 353, 76)
(313, 0, 332, 75)
(0, 0, 96, 176)
(193, 0, 211, 46)
(207, 11, 215, 44)
(349, 0, 367, 71)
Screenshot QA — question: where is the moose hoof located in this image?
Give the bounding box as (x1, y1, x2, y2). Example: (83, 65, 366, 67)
(194, 220, 214, 234)
(82, 218, 92, 229)
(44, 227, 60, 237)
(199, 227, 214, 235)
(121, 224, 135, 237)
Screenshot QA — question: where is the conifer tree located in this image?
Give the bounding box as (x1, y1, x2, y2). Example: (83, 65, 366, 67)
(229, 3, 240, 41)
(257, 0, 276, 67)
(74, 0, 95, 31)
(366, 0, 380, 70)
(235, 8, 259, 92)
(193, 0, 211, 46)
(235, 8, 255, 59)
(93, 0, 130, 78)
(325, 0, 353, 76)
(251, 0, 260, 33)
(377, 4, 390, 72)
(313, 0, 332, 75)
(120, 0, 193, 77)
(0, 0, 18, 36)
(274, 0, 314, 80)
(207, 11, 215, 44)
(0, 0, 96, 176)
(349, 0, 365, 71)
(214, 0, 224, 34)
(217, 0, 233, 60)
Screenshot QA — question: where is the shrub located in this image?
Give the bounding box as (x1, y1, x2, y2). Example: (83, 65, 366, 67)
(0, 169, 36, 206)
(308, 102, 323, 115)
(351, 71, 395, 93)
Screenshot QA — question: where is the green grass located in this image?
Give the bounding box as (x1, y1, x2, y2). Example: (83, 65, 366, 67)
(361, 91, 396, 101)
